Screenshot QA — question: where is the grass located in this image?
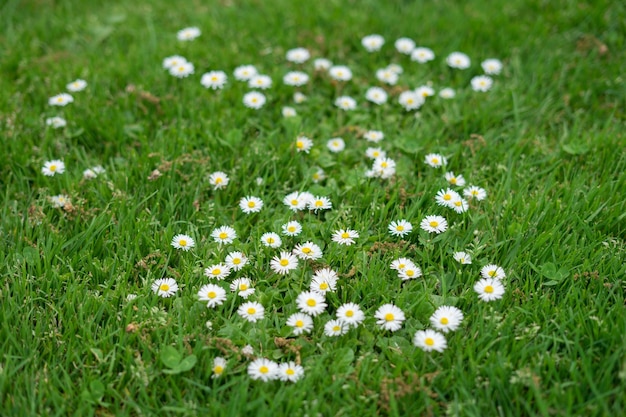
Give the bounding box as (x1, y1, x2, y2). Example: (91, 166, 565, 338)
(1, 0, 625, 415)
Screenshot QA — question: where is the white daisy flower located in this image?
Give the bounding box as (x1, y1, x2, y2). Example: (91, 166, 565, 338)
(307, 196, 332, 212)
(376, 68, 398, 85)
(233, 65, 258, 81)
(249, 74, 272, 89)
(413, 329, 447, 352)
(335, 96, 357, 110)
(424, 153, 447, 168)
(314, 58, 332, 71)
(211, 225, 237, 244)
(41, 159, 65, 176)
(230, 278, 255, 299)
(212, 357, 227, 379)
(286, 47, 310, 64)
(480, 264, 506, 280)
(162, 55, 187, 70)
(420, 215, 448, 234)
(295, 136, 314, 153)
(260, 232, 281, 248)
(243, 91, 266, 109)
(282, 220, 303, 236)
(49, 194, 70, 208)
(362, 34, 385, 52)
(450, 196, 470, 213)
(435, 188, 460, 208)
(430, 306, 464, 333)
(415, 85, 435, 99)
(286, 312, 314, 335)
(293, 241, 323, 260)
(293, 92, 307, 103)
(388, 220, 413, 237)
(270, 251, 299, 275)
(248, 358, 278, 382)
(66, 79, 87, 92)
(177, 26, 201, 41)
(329, 65, 352, 81)
(276, 362, 304, 383)
(446, 52, 471, 69)
(372, 157, 396, 175)
(365, 147, 386, 159)
(204, 263, 231, 280)
(208, 171, 229, 189)
(324, 319, 347, 336)
(311, 168, 326, 183)
(481, 58, 503, 75)
(363, 130, 384, 143)
(375, 304, 405, 331)
(310, 272, 337, 294)
(445, 172, 466, 187)
(151, 278, 178, 298)
(282, 106, 297, 117)
(471, 75, 493, 92)
(398, 90, 424, 111)
(171, 234, 195, 251)
(336, 302, 365, 327)
(296, 291, 327, 316)
(238, 301, 265, 322)
(411, 47, 435, 63)
(453, 251, 472, 264)
(45, 117, 67, 129)
(283, 191, 310, 211)
(327, 137, 345, 153)
(169, 61, 195, 78)
(201, 71, 228, 90)
(463, 186, 487, 201)
(395, 37, 415, 54)
(365, 87, 388, 105)
(241, 345, 254, 356)
(386, 63, 403, 74)
(474, 278, 505, 302)
(439, 88, 456, 99)
(399, 264, 422, 280)
(48, 93, 73, 106)
(239, 196, 264, 214)
(283, 71, 309, 86)
(225, 251, 248, 271)
(198, 283, 227, 308)
(390, 258, 415, 272)
(331, 229, 359, 246)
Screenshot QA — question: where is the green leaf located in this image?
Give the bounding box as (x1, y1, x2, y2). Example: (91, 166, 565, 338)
(561, 143, 589, 155)
(540, 262, 569, 284)
(160, 346, 182, 369)
(162, 354, 197, 374)
(89, 380, 105, 401)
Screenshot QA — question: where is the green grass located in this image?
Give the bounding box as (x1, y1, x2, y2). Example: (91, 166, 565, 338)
(1, 0, 625, 415)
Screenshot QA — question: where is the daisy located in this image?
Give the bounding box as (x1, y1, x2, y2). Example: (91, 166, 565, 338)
(329, 65, 352, 81)
(474, 278, 505, 302)
(387, 64, 403, 74)
(335, 96, 357, 111)
(435, 188, 460, 208)
(49, 194, 70, 208)
(411, 47, 435, 63)
(277, 362, 304, 383)
(204, 263, 231, 280)
(481, 58, 503, 75)
(248, 358, 278, 382)
(169, 61, 195, 78)
(212, 357, 227, 379)
(283, 191, 310, 211)
(211, 225, 237, 245)
(398, 91, 424, 111)
(295, 136, 314, 153)
(208, 171, 229, 189)
(241, 345, 254, 356)
(311, 168, 326, 183)
(463, 186, 487, 201)
(198, 283, 227, 308)
(201, 71, 228, 90)
(286, 47, 310, 64)
(413, 329, 447, 352)
(324, 320, 347, 336)
(336, 302, 365, 327)
(424, 153, 447, 168)
(420, 215, 448, 234)
(296, 291, 327, 316)
(225, 251, 248, 271)
(238, 301, 265, 322)
(270, 251, 299, 275)
(376, 68, 398, 85)
(286, 312, 314, 335)
(233, 65, 258, 81)
(446, 52, 471, 69)
(282, 106, 297, 117)
(243, 91, 266, 109)
(45, 117, 67, 129)
(151, 278, 178, 298)
(415, 86, 435, 99)
(260, 232, 282, 248)
(314, 58, 332, 71)
(177, 26, 201, 41)
(375, 304, 405, 332)
(293, 92, 307, 103)
(453, 251, 472, 264)
(239, 196, 264, 214)
(332, 229, 359, 246)
(390, 258, 415, 272)
(310, 273, 337, 294)
(445, 172, 466, 187)
(388, 220, 413, 237)
(307, 196, 332, 212)
(362, 34, 385, 52)
(365, 87, 388, 105)
(230, 278, 255, 298)
(398, 264, 422, 280)
(372, 157, 396, 177)
(450, 196, 470, 213)
(171, 234, 195, 251)
(327, 138, 345, 153)
(162, 55, 187, 70)
(439, 88, 456, 99)
(48, 93, 73, 106)
(480, 264, 506, 280)
(471, 75, 493, 92)
(66, 79, 87, 92)
(293, 241, 323, 260)
(365, 147, 386, 160)
(283, 71, 309, 86)
(41, 159, 65, 176)
(282, 220, 303, 236)
(430, 306, 464, 333)
(395, 37, 415, 54)
(83, 165, 105, 180)
(249, 74, 272, 89)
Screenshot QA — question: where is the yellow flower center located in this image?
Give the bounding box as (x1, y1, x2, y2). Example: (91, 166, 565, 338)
(214, 365, 224, 374)
(484, 285, 494, 293)
(488, 270, 497, 277)
(341, 232, 350, 239)
(212, 269, 221, 276)
(286, 368, 295, 375)
(425, 337, 434, 346)
(211, 76, 218, 81)
(302, 247, 311, 254)
(290, 199, 299, 206)
(218, 232, 227, 239)
(333, 325, 341, 332)
(450, 177, 457, 184)
(296, 141, 304, 149)
(239, 284, 248, 291)
(251, 98, 258, 103)
(384, 313, 395, 321)
(315, 200, 323, 207)
(208, 291, 216, 299)
(346, 310, 354, 317)
(247, 307, 256, 315)
(373, 151, 380, 157)
(215, 178, 223, 184)
(295, 320, 304, 327)
(279, 259, 289, 266)
(440, 317, 449, 325)
(233, 258, 241, 265)
(306, 299, 316, 307)
(49, 165, 57, 171)
(179, 239, 187, 246)
(429, 221, 439, 228)
(247, 201, 256, 208)
(319, 282, 328, 290)
(432, 158, 439, 164)
(259, 366, 269, 374)
(266, 237, 274, 244)
(443, 194, 451, 200)
(406, 270, 414, 277)
(398, 263, 405, 269)
(159, 284, 170, 291)
(288, 226, 296, 233)
(381, 162, 388, 168)
(407, 99, 414, 104)
(56, 97, 63, 102)
(396, 225, 404, 231)
(313, 173, 320, 180)
(454, 201, 462, 207)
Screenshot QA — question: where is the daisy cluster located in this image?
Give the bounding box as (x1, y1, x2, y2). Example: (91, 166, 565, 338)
(46, 78, 88, 129)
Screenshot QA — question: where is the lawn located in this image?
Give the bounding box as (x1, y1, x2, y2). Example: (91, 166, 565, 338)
(1, 0, 625, 415)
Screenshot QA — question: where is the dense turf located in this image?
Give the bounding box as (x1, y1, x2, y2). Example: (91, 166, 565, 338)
(1, 0, 625, 416)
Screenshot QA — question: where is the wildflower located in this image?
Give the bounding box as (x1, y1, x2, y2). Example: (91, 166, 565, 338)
(411, 47, 435, 63)
(363, 130, 384, 143)
(480, 264, 506, 280)
(399, 264, 422, 280)
(286, 312, 314, 335)
(45, 117, 67, 129)
(203, 263, 231, 280)
(230, 278, 255, 298)
(450, 196, 470, 213)
(83, 165, 105, 179)
(395, 37, 415, 54)
(282, 106, 297, 117)
(66, 79, 87, 92)
(177, 26, 201, 41)
(307, 196, 332, 212)
(445, 172, 466, 187)
(286, 47, 310, 64)
(212, 357, 227, 378)
(372, 157, 396, 179)
(446, 52, 471, 69)
(398, 90, 424, 111)
(171, 234, 195, 251)
(435, 188, 460, 208)
(332, 229, 359, 246)
(388, 220, 413, 237)
(430, 306, 464, 333)
(48, 93, 73, 106)
(362, 34, 385, 52)
(463, 186, 487, 201)
(413, 329, 447, 352)
(283, 71, 309, 86)
(366, 147, 386, 159)
(474, 278, 505, 302)
(295, 136, 314, 153)
(211, 225, 237, 244)
(314, 58, 332, 71)
(225, 251, 248, 271)
(335, 96, 357, 110)
(390, 258, 415, 272)
(162, 55, 187, 70)
(239, 196, 264, 214)
(248, 358, 278, 382)
(249, 74, 272, 89)
(198, 283, 227, 308)
(324, 320, 347, 336)
(241, 345, 254, 356)
(282, 220, 303, 236)
(365, 87, 388, 105)
(453, 251, 472, 264)
(270, 251, 299, 275)
(296, 291, 327, 316)
(481, 58, 503, 75)
(375, 304, 405, 331)
(238, 301, 265, 322)
(329, 65, 352, 81)
(208, 171, 229, 189)
(376, 68, 398, 85)
(415, 85, 435, 99)
(327, 137, 345, 153)
(243, 91, 266, 109)
(201, 71, 228, 90)
(424, 153, 447, 168)
(471, 75, 493, 92)
(310, 272, 337, 294)
(169, 61, 195, 78)
(151, 278, 178, 298)
(439, 88, 456, 99)
(293, 241, 323, 260)
(126, 294, 138, 302)
(233, 65, 258, 81)
(336, 302, 365, 327)
(283, 191, 310, 211)
(311, 168, 326, 183)
(49, 194, 70, 208)
(277, 362, 304, 383)
(293, 92, 307, 103)
(420, 215, 448, 234)
(41, 160, 65, 176)
(260, 232, 282, 248)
